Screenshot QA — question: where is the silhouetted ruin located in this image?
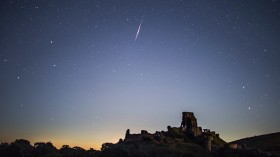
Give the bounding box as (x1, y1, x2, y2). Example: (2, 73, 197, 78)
(181, 112, 202, 137)
(124, 112, 225, 152)
(179, 112, 218, 151)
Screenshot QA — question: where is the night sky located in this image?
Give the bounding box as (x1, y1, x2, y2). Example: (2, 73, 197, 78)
(1, 0, 280, 150)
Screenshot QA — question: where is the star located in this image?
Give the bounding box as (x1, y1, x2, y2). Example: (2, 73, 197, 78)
(1, 0, 279, 150)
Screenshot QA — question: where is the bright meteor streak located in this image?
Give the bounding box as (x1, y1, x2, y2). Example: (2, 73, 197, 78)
(135, 18, 143, 41)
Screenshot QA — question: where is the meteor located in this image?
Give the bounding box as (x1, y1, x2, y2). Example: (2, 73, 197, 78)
(135, 18, 143, 41)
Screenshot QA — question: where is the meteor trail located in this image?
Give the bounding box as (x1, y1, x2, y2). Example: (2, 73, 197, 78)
(135, 18, 143, 41)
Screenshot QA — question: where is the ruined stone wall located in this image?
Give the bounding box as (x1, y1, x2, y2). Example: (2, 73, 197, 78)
(181, 112, 202, 136)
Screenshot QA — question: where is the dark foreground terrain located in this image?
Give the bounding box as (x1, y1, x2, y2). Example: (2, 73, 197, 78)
(1, 112, 279, 157)
(229, 132, 280, 156)
(1, 132, 279, 157)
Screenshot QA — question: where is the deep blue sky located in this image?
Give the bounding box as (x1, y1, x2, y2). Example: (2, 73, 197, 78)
(1, 0, 280, 149)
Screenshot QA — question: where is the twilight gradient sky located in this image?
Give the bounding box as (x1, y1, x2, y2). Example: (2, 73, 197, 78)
(1, 0, 280, 150)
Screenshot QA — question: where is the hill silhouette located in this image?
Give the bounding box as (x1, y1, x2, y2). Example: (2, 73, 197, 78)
(1, 112, 279, 157)
(229, 132, 280, 156)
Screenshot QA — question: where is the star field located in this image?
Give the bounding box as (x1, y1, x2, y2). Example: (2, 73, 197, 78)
(1, 0, 280, 149)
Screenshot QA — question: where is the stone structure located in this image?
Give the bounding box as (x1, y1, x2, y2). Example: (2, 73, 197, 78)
(181, 112, 202, 137)
(124, 112, 225, 152)
(180, 112, 222, 152)
(141, 130, 148, 134)
(125, 129, 130, 139)
(204, 133, 214, 151)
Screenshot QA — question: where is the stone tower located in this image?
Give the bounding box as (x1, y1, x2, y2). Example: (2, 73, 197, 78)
(181, 112, 201, 136)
